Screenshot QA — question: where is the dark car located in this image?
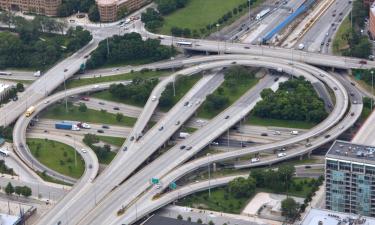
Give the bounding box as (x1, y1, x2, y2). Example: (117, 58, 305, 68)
(158, 126, 164, 131)
(180, 145, 186, 150)
(274, 77, 279, 82)
(113, 107, 120, 110)
(97, 129, 104, 133)
(130, 136, 135, 141)
(64, 69, 68, 72)
(261, 133, 268, 136)
(225, 115, 230, 119)
(123, 147, 128, 151)
(102, 125, 110, 129)
(325, 134, 331, 138)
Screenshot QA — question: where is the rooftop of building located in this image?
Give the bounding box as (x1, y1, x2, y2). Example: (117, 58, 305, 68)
(326, 140, 375, 164)
(0, 82, 11, 94)
(142, 215, 202, 225)
(96, 0, 117, 6)
(301, 208, 375, 225)
(371, 2, 375, 15)
(0, 213, 19, 225)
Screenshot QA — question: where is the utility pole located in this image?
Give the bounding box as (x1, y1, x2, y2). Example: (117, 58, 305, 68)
(248, 0, 251, 25)
(207, 153, 211, 198)
(372, 70, 374, 111)
(63, 73, 68, 113)
(74, 136, 77, 168)
(106, 37, 110, 57)
(216, 24, 220, 54)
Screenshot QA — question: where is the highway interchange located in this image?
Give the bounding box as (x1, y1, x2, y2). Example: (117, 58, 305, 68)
(0, 1, 373, 225)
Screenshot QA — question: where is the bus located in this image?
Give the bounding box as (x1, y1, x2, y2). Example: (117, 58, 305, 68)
(0, 71, 12, 76)
(25, 106, 36, 117)
(0, 148, 9, 157)
(176, 41, 193, 47)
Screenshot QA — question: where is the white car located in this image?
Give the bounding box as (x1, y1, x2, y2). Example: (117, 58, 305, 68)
(44, 100, 50, 104)
(81, 149, 87, 153)
(274, 131, 281, 135)
(151, 96, 157, 101)
(251, 158, 260, 163)
(277, 153, 287, 158)
(290, 130, 299, 135)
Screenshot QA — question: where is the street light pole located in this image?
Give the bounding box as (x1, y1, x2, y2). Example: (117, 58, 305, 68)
(216, 24, 220, 54)
(63, 73, 68, 113)
(248, 0, 251, 25)
(372, 70, 374, 111)
(207, 153, 211, 198)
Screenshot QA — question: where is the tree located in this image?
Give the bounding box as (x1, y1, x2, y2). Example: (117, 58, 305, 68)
(281, 198, 300, 221)
(21, 186, 32, 197)
(88, 5, 100, 22)
(177, 214, 183, 220)
(116, 113, 124, 122)
(16, 83, 24, 92)
(78, 103, 88, 112)
(5, 182, 14, 195)
(227, 177, 255, 198)
(208, 221, 215, 225)
(197, 218, 203, 224)
(15, 186, 22, 196)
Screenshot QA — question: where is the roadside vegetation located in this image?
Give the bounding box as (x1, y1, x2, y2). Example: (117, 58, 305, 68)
(4, 182, 32, 197)
(249, 77, 327, 128)
(0, 160, 14, 175)
(57, 0, 100, 22)
(0, 126, 13, 141)
(42, 102, 137, 126)
(332, 1, 372, 58)
(86, 33, 175, 69)
(37, 171, 72, 186)
(83, 134, 116, 164)
(0, 15, 92, 70)
(352, 69, 375, 88)
(27, 138, 85, 179)
(0, 83, 24, 106)
(97, 135, 125, 147)
(180, 165, 323, 216)
(197, 66, 258, 118)
(66, 70, 168, 89)
(142, 0, 261, 37)
(159, 74, 203, 111)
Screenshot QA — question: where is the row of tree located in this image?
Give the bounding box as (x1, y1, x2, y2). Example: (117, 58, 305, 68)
(141, 8, 164, 32)
(0, 15, 92, 69)
(353, 69, 375, 87)
(155, 0, 188, 15)
(86, 32, 175, 68)
(57, 0, 95, 17)
(0, 160, 14, 175)
(108, 77, 159, 105)
(83, 134, 112, 162)
(252, 77, 328, 123)
(4, 182, 32, 197)
(0, 126, 13, 141)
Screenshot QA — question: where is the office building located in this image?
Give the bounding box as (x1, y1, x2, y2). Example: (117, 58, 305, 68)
(96, 0, 151, 22)
(0, 0, 61, 16)
(325, 140, 375, 217)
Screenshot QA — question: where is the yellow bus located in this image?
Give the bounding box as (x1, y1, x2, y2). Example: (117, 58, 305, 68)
(25, 106, 35, 117)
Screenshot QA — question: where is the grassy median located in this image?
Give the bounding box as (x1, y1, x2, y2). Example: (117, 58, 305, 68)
(247, 115, 316, 129)
(27, 138, 84, 179)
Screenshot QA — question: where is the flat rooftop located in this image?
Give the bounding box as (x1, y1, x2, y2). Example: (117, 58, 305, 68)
(143, 215, 202, 225)
(0, 213, 19, 225)
(301, 208, 375, 225)
(326, 140, 375, 164)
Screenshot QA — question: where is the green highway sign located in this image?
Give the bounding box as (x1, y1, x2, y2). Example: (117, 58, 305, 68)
(151, 178, 159, 184)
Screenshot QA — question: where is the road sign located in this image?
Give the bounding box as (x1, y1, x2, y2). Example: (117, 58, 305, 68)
(169, 182, 177, 190)
(151, 178, 159, 184)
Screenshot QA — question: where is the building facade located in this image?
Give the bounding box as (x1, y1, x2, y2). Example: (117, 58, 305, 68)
(96, 0, 151, 22)
(325, 141, 375, 217)
(0, 0, 61, 16)
(370, 3, 375, 39)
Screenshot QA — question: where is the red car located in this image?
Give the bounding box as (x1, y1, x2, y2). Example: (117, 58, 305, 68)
(80, 96, 89, 101)
(359, 60, 367, 65)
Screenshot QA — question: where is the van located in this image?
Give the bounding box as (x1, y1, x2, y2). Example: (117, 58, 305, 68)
(277, 153, 286, 158)
(251, 158, 260, 163)
(290, 130, 299, 135)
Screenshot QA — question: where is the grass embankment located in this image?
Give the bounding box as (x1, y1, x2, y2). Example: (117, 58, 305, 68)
(197, 78, 259, 119)
(159, 0, 260, 36)
(42, 104, 136, 127)
(97, 135, 125, 147)
(179, 178, 313, 214)
(66, 70, 168, 89)
(27, 138, 84, 179)
(247, 116, 316, 129)
(332, 17, 351, 55)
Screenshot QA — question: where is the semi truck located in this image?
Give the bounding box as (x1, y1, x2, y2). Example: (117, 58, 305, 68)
(25, 106, 35, 117)
(55, 122, 80, 131)
(77, 122, 90, 129)
(256, 8, 271, 20)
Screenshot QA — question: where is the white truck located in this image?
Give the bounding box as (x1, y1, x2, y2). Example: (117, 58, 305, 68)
(251, 158, 260, 163)
(290, 130, 299, 135)
(256, 8, 271, 20)
(179, 132, 190, 139)
(34, 71, 41, 77)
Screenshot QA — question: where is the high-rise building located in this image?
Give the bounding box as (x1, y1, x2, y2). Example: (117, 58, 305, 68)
(325, 140, 375, 217)
(96, 0, 151, 22)
(0, 0, 61, 16)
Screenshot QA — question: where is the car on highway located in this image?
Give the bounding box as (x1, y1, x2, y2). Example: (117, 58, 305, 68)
(97, 129, 104, 133)
(211, 142, 219, 146)
(305, 143, 312, 147)
(277, 153, 286, 158)
(175, 121, 180, 125)
(325, 134, 331, 138)
(251, 158, 260, 163)
(186, 146, 192, 150)
(225, 115, 230, 119)
(274, 131, 281, 135)
(333, 87, 338, 90)
(184, 101, 189, 106)
(290, 130, 299, 135)
(64, 69, 68, 72)
(130, 136, 134, 141)
(261, 133, 268, 136)
(44, 100, 49, 104)
(123, 147, 127, 152)
(244, 46, 250, 49)
(351, 112, 355, 116)
(113, 107, 120, 110)
(99, 102, 105, 105)
(12, 96, 18, 101)
(102, 125, 110, 129)
(151, 96, 157, 101)
(80, 96, 89, 101)
(180, 145, 186, 150)
(81, 148, 87, 153)
(158, 126, 164, 131)
(274, 77, 279, 82)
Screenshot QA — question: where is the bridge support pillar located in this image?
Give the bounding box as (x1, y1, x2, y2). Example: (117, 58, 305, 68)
(299, 155, 303, 160)
(308, 151, 312, 159)
(212, 163, 217, 172)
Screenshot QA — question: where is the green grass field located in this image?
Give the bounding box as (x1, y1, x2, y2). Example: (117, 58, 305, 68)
(42, 104, 137, 127)
(27, 138, 84, 179)
(197, 78, 259, 118)
(159, 0, 248, 35)
(96, 135, 125, 147)
(99, 151, 116, 165)
(66, 70, 169, 89)
(247, 115, 316, 129)
(332, 16, 351, 55)
(179, 177, 313, 214)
